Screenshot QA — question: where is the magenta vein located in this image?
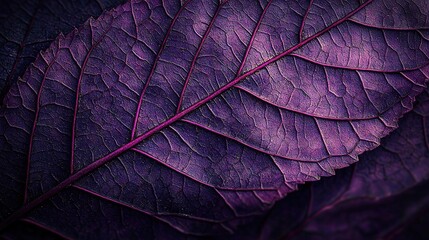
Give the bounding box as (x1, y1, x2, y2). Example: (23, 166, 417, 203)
(236, 0, 273, 76)
(23, 42, 60, 205)
(290, 53, 429, 73)
(20, 218, 72, 240)
(299, 0, 314, 43)
(73, 185, 253, 236)
(176, 1, 227, 113)
(0, 0, 374, 231)
(180, 119, 336, 162)
(130, 0, 192, 139)
(72, 185, 231, 224)
(132, 147, 277, 190)
(70, 185, 202, 235)
(235, 86, 380, 121)
(348, 18, 429, 31)
(70, 24, 113, 174)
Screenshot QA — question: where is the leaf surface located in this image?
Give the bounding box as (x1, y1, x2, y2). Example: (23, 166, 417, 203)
(0, 0, 428, 237)
(0, 0, 126, 101)
(222, 89, 429, 240)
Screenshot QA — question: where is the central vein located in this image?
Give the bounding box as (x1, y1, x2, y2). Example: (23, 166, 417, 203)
(0, 0, 374, 231)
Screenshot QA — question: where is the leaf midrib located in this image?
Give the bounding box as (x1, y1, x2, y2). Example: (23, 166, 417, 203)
(0, 0, 374, 231)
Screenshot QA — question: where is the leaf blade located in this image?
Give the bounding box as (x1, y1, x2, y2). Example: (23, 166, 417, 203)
(1, 0, 428, 237)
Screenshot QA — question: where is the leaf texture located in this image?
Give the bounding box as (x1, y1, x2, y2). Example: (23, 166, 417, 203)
(0, 0, 428, 237)
(0, 0, 126, 101)
(3, 89, 428, 240)
(221, 89, 429, 240)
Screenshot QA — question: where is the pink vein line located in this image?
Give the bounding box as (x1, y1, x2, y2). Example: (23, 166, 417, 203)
(299, 0, 314, 42)
(0, 0, 373, 231)
(23, 42, 60, 205)
(20, 218, 72, 240)
(235, 85, 380, 121)
(290, 53, 429, 73)
(235, 0, 273, 77)
(130, 0, 192, 139)
(176, 1, 227, 114)
(180, 118, 343, 163)
(72, 184, 261, 232)
(131, 147, 277, 190)
(69, 185, 213, 235)
(70, 25, 112, 174)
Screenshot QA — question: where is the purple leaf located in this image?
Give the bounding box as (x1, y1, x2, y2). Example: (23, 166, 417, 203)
(0, 0, 428, 238)
(220, 89, 429, 239)
(0, 0, 126, 101)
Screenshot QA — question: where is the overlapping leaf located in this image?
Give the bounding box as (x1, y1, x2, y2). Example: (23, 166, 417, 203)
(0, 0, 428, 238)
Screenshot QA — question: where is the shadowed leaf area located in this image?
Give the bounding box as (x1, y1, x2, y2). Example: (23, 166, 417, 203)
(0, 0, 126, 101)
